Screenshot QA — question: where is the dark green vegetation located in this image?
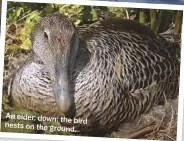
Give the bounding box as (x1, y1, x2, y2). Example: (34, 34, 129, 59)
(2, 2, 182, 139)
(5, 2, 182, 52)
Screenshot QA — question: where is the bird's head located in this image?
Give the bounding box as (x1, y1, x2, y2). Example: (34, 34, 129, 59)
(31, 14, 78, 118)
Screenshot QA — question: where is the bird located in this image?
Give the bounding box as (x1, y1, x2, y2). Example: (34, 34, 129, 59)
(10, 14, 180, 136)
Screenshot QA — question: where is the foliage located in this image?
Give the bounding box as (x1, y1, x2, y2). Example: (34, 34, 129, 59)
(6, 2, 182, 53)
(56, 4, 84, 24)
(108, 7, 129, 19)
(18, 11, 41, 49)
(7, 2, 42, 50)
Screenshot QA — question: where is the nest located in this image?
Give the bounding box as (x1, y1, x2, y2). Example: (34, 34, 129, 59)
(114, 99, 178, 140)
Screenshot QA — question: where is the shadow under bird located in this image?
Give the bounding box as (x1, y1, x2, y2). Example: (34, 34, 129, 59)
(10, 14, 180, 136)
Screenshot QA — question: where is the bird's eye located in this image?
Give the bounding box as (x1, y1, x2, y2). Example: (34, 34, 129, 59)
(44, 31, 49, 39)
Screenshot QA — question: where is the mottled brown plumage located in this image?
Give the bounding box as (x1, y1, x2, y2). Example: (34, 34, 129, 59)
(11, 14, 179, 136)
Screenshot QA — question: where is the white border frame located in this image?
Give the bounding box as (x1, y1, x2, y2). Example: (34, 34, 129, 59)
(0, 0, 184, 141)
